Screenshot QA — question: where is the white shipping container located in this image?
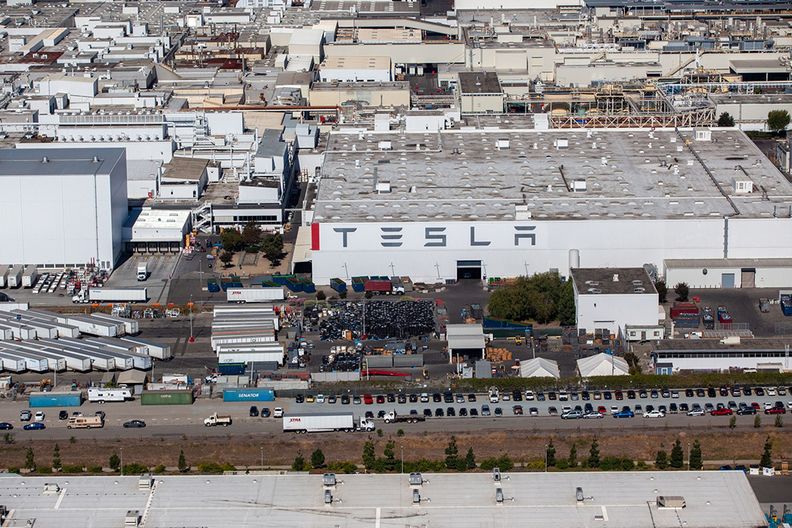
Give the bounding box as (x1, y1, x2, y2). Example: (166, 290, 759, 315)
(90, 313, 139, 335)
(226, 287, 285, 303)
(0, 267, 8, 288)
(0, 352, 26, 372)
(57, 315, 118, 337)
(21, 266, 38, 288)
(7, 266, 23, 288)
(88, 288, 147, 303)
(119, 337, 172, 359)
(282, 413, 355, 433)
(0, 349, 48, 372)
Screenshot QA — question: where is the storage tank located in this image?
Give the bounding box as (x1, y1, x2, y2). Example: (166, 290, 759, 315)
(569, 249, 580, 270)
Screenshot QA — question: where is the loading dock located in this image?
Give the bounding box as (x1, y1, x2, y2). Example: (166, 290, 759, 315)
(456, 260, 482, 281)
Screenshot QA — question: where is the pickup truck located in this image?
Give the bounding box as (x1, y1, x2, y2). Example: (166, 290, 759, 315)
(382, 411, 425, 424)
(204, 413, 232, 427)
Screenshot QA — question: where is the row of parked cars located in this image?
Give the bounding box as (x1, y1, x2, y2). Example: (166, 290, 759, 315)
(558, 400, 791, 419)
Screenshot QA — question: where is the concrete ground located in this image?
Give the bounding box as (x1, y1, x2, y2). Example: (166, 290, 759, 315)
(104, 254, 179, 304)
(689, 287, 792, 337)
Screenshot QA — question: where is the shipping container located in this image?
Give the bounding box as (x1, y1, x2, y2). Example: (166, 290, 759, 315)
(87, 288, 147, 303)
(0, 321, 37, 340)
(351, 276, 367, 293)
(364, 280, 392, 294)
(271, 274, 295, 286)
(7, 265, 23, 288)
(0, 342, 66, 371)
(0, 266, 8, 288)
(56, 315, 119, 337)
(29, 391, 82, 408)
(330, 278, 347, 294)
(90, 313, 139, 335)
(140, 390, 194, 405)
(222, 387, 275, 402)
(218, 362, 246, 375)
(8, 310, 80, 338)
(672, 316, 700, 328)
(0, 351, 27, 372)
(226, 287, 285, 303)
(119, 336, 172, 360)
(781, 294, 792, 316)
(21, 266, 38, 288)
(0, 348, 48, 371)
(38, 338, 118, 370)
(670, 303, 699, 319)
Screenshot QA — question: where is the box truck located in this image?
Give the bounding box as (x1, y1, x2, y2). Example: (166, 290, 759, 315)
(88, 388, 133, 403)
(282, 413, 375, 433)
(226, 287, 285, 303)
(137, 262, 148, 281)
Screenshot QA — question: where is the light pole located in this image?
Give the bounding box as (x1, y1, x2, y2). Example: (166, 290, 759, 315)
(401, 446, 404, 474)
(544, 444, 548, 473)
(187, 296, 195, 343)
(261, 446, 264, 470)
(120, 447, 124, 476)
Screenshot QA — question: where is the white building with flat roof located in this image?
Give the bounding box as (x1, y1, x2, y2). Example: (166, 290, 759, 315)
(309, 127, 792, 285)
(0, 147, 127, 270)
(319, 56, 392, 82)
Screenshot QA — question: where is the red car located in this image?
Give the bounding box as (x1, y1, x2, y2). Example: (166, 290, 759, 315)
(363, 394, 374, 405)
(751, 402, 761, 411)
(765, 407, 786, 415)
(710, 408, 733, 416)
(376, 395, 385, 404)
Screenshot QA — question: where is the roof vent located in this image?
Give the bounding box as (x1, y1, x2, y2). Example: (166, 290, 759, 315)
(43, 483, 60, 495)
(41, 156, 49, 163)
(576, 487, 584, 503)
(92, 156, 99, 163)
(657, 496, 686, 509)
(612, 274, 619, 282)
(588, 288, 602, 294)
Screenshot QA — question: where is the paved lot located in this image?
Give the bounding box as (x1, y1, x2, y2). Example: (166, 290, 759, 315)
(104, 254, 179, 304)
(690, 287, 790, 336)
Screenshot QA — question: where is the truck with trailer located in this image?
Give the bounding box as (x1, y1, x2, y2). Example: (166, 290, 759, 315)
(67, 416, 104, 429)
(282, 413, 375, 433)
(7, 266, 23, 288)
(390, 277, 405, 295)
(88, 388, 133, 403)
(226, 287, 285, 303)
(364, 279, 392, 295)
(21, 266, 38, 288)
(137, 262, 148, 281)
(382, 411, 425, 424)
(204, 412, 232, 427)
(73, 288, 148, 304)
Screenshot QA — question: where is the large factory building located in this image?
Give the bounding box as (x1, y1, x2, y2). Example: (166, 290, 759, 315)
(0, 148, 128, 270)
(309, 127, 792, 284)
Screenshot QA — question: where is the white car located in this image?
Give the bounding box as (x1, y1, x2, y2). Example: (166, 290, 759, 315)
(315, 394, 325, 404)
(644, 410, 665, 418)
(767, 388, 777, 396)
(687, 408, 705, 416)
(34, 411, 45, 422)
(273, 408, 283, 418)
(501, 393, 511, 401)
(419, 393, 429, 403)
(524, 391, 535, 401)
(764, 402, 774, 410)
(584, 412, 604, 419)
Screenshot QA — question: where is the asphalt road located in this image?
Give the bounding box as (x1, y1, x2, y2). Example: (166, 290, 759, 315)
(3, 389, 790, 440)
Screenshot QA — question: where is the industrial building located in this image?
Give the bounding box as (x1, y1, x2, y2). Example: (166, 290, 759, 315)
(309, 127, 792, 285)
(0, 471, 766, 528)
(0, 148, 128, 270)
(664, 258, 792, 289)
(652, 338, 792, 374)
(571, 268, 663, 339)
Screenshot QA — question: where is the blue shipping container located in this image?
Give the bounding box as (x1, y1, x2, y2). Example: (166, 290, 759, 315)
(218, 362, 246, 375)
(223, 388, 275, 402)
(29, 392, 83, 408)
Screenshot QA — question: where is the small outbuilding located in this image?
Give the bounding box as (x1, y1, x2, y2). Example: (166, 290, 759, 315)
(577, 353, 630, 378)
(446, 323, 486, 363)
(519, 357, 560, 379)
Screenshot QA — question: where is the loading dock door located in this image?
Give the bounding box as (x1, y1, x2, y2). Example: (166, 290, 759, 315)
(721, 273, 736, 288)
(456, 260, 482, 280)
(740, 268, 756, 288)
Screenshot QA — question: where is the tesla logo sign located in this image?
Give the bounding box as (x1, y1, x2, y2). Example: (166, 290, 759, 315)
(332, 225, 537, 248)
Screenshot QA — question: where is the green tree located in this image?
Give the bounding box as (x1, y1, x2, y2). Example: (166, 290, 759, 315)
(670, 440, 684, 469)
(220, 228, 243, 252)
(178, 450, 187, 472)
(25, 447, 36, 472)
(383, 441, 396, 471)
(487, 272, 566, 323)
(655, 280, 668, 303)
(311, 449, 326, 469)
(363, 440, 376, 470)
(546, 440, 556, 468)
(291, 453, 306, 471)
(445, 436, 460, 470)
(729, 416, 737, 430)
(568, 443, 578, 468)
(688, 440, 703, 470)
(674, 282, 689, 302)
(52, 444, 61, 471)
(262, 233, 284, 264)
(775, 415, 784, 428)
(241, 221, 262, 248)
(465, 447, 476, 470)
(768, 109, 791, 134)
(760, 436, 773, 468)
(717, 112, 735, 127)
(754, 415, 762, 428)
(219, 251, 234, 268)
(655, 449, 668, 470)
(109, 453, 120, 472)
(587, 439, 599, 468)
(557, 279, 576, 326)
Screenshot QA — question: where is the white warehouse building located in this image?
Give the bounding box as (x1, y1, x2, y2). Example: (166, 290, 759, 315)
(309, 128, 792, 285)
(0, 148, 128, 270)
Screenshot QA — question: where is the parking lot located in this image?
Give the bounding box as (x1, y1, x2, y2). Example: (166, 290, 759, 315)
(104, 254, 180, 304)
(690, 287, 792, 337)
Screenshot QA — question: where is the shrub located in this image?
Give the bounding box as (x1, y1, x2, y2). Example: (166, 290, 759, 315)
(196, 462, 235, 474)
(153, 465, 167, 474)
(87, 465, 103, 474)
(122, 463, 149, 475)
(61, 464, 85, 474)
(36, 467, 52, 474)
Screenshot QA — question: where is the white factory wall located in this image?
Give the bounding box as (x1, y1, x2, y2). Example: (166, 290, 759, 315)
(728, 218, 792, 259)
(319, 67, 391, 83)
(455, 0, 580, 7)
(575, 293, 659, 336)
(0, 152, 127, 269)
(665, 265, 792, 289)
(324, 42, 466, 65)
(311, 218, 727, 284)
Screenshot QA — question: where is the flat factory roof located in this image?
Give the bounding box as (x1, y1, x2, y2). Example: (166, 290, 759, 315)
(0, 147, 124, 177)
(132, 207, 191, 229)
(458, 71, 502, 94)
(572, 267, 656, 295)
(322, 55, 390, 70)
(315, 128, 792, 222)
(0, 471, 765, 528)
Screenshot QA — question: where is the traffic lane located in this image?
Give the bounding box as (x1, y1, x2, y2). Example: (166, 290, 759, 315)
(4, 412, 771, 441)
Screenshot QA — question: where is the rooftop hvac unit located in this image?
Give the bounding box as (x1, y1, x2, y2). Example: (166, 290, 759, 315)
(409, 472, 423, 486)
(657, 496, 686, 509)
(124, 510, 140, 528)
(492, 468, 501, 482)
(576, 487, 584, 503)
(495, 488, 504, 503)
(412, 490, 421, 504)
(322, 473, 337, 487)
(324, 490, 333, 504)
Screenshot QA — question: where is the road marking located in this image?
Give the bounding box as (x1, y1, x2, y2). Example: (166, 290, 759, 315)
(601, 506, 608, 521)
(375, 507, 380, 528)
(55, 488, 66, 509)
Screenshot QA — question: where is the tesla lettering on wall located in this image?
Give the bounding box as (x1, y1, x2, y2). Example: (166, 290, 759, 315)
(327, 224, 538, 249)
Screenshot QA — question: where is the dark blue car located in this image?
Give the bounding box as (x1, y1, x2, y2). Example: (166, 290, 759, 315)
(23, 422, 45, 430)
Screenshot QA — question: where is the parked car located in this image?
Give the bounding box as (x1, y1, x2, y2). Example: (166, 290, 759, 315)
(447, 407, 456, 416)
(584, 411, 604, 419)
(123, 420, 146, 428)
(481, 405, 491, 416)
(273, 408, 283, 418)
(23, 423, 46, 430)
(34, 412, 45, 422)
(58, 410, 69, 420)
(0, 422, 13, 430)
(613, 410, 635, 418)
(529, 407, 539, 416)
(765, 407, 786, 415)
(711, 408, 734, 416)
(249, 406, 259, 417)
(512, 405, 524, 415)
(19, 410, 31, 422)
(644, 410, 665, 418)
(434, 408, 444, 417)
